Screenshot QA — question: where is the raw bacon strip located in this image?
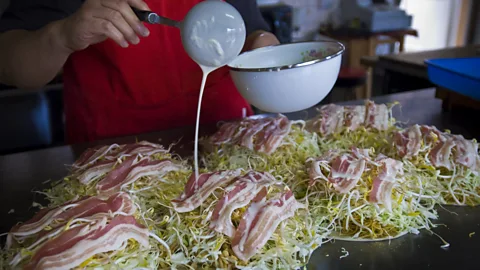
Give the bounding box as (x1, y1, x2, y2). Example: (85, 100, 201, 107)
(210, 172, 275, 237)
(306, 101, 393, 136)
(344, 105, 366, 131)
(365, 101, 389, 131)
(351, 147, 371, 160)
(307, 104, 344, 136)
(451, 135, 479, 170)
(74, 148, 97, 168)
(209, 115, 291, 154)
(9, 198, 88, 239)
(394, 124, 423, 158)
(319, 150, 341, 161)
(418, 126, 479, 171)
(96, 156, 137, 192)
(78, 160, 115, 185)
(211, 122, 240, 145)
(420, 125, 446, 143)
(369, 158, 403, 211)
(309, 160, 329, 185)
(239, 118, 273, 150)
(10, 193, 135, 238)
(74, 141, 168, 177)
(230, 119, 255, 145)
(172, 170, 242, 213)
(375, 153, 390, 162)
(23, 216, 149, 270)
(321, 104, 345, 135)
(124, 159, 183, 184)
(232, 190, 305, 262)
(328, 154, 366, 193)
(309, 150, 340, 185)
(8, 208, 62, 240)
(98, 159, 183, 194)
(428, 139, 456, 170)
(57, 193, 135, 220)
(80, 142, 168, 184)
(73, 144, 120, 170)
(394, 129, 409, 158)
(255, 115, 291, 154)
(105, 141, 167, 160)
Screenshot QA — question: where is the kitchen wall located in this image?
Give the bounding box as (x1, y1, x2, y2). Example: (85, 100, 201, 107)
(400, 0, 469, 52)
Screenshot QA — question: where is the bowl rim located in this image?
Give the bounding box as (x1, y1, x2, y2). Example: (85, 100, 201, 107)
(228, 40, 345, 72)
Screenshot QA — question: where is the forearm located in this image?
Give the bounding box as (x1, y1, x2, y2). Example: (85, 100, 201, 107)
(243, 30, 280, 52)
(0, 20, 72, 89)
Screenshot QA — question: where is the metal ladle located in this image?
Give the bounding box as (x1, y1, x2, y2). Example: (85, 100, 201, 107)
(133, 0, 246, 68)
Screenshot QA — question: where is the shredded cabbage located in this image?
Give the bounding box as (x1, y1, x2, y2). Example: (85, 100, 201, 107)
(399, 148, 480, 206)
(2, 108, 479, 269)
(2, 146, 320, 269)
(202, 122, 437, 238)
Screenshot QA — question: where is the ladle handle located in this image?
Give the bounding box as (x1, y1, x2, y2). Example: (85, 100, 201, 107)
(131, 7, 155, 23)
(131, 7, 180, 28)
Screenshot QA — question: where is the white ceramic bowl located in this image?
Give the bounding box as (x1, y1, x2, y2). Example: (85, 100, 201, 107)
(228, 41, 345, 113)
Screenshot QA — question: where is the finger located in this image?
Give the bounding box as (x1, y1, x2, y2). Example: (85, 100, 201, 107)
(94, 6, 141, 45)
(103, 0, 150, 38)
(96, 19, 129, 48)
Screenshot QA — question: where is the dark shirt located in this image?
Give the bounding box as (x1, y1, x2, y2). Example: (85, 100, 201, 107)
(0, 0, 269, 34)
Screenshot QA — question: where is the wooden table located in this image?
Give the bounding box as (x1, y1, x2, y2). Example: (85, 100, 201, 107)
(320, 28, 418, 99)
(321, 28, 418, 68)
(361, 45, 480, 109)
(2, 88, 480, 269)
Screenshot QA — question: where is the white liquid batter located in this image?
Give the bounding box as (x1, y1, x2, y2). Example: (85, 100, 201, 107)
(193, 64, 227, 179)
(189, 18, 226, 181)
(190, 17, 226, 181)
(183, 1, 246, 182)
(193, 65, 220, 181)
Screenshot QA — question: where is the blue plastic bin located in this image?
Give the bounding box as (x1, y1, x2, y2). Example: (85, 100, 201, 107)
(425, 57, 480, 101)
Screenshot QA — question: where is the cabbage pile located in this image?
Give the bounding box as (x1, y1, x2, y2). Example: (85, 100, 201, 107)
(2, 102, 479, 269)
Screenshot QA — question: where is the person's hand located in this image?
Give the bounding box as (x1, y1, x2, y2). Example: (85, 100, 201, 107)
(59, 0, 151, 52)
(243, 30, 280, 52)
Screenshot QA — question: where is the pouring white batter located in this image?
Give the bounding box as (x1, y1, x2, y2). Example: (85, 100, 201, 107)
(180, 1, 246, 180)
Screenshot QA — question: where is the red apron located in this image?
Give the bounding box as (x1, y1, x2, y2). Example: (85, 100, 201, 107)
(62, 0, 253, 144)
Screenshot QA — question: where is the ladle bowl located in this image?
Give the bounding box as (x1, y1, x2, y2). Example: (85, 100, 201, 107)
(181, 0, 246, 68)
(228, 41, 345, 113)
